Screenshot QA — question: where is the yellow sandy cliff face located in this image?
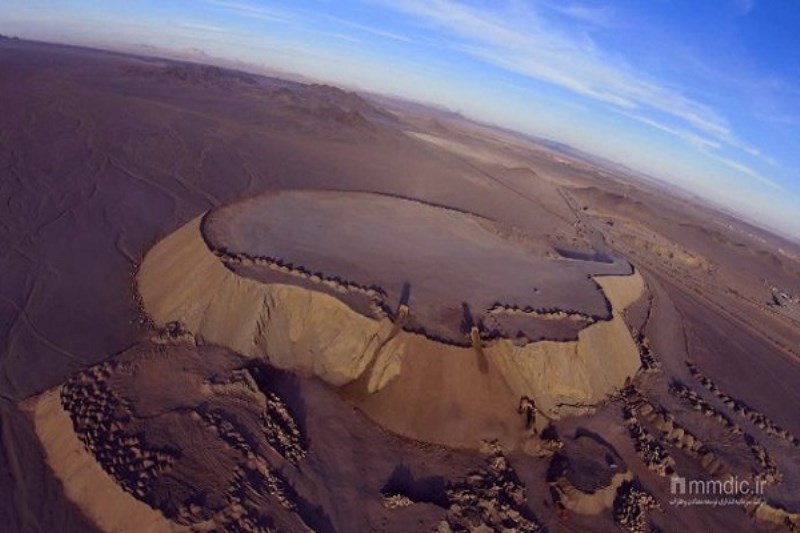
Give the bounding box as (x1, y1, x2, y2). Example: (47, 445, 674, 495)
(137, 215, 644, 447)
(488, 272, 644, 415)
(138, 217, 406, 387)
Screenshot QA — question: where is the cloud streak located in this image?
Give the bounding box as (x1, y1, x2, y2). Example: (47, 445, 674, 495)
(703, 151, 784, 191)
(615, 110, 722, 151)
(546, 2, 618, 28)
(326, 16, 415, 43)
(377, 1, 760, 159)
(178, 22, 243, 35)
(200, 0, 291, 22)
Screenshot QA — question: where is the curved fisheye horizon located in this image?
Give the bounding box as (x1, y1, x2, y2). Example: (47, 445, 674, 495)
(2, 0, 799, 240)
(1, 2, 799, 533)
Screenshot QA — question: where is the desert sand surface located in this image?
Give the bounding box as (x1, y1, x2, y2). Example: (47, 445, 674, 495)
(1, 40, 799, 532)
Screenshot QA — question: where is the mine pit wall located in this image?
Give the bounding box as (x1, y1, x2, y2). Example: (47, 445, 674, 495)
(138, 216, 644, 441)
(137, 217, 405, 389)
(487, 271, 644, 416)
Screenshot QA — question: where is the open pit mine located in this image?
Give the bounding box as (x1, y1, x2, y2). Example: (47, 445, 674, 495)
(138, 190, 645, 446)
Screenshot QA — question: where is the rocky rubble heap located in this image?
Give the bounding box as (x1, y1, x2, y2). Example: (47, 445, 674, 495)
(613, 481, 661, 533)
(437, 441, 541, 532)
(58, 351, 314, 530)
(216, 465, 300, 531)
(635, 335, 660, 373)
(622, 409, 675, 477)
(620, 388, 675, 476)
(261, 389, 307, 466)
(745, 434, 782, 486)
(687, 361, 799, 447)
(669, 381, 740, 433)
(215, 247, 390, 319)
(60, 363, 177, 501)
(149, 320, 195, 345)
(382, 494, 415, 509)
(622, 386, 725, 476)
(206, 367, 307, 466)
(181, 374, 309, 529)
(669, 380, 782, 486)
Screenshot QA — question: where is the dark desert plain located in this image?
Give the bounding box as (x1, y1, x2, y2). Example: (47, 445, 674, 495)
(1, 39, 800, 532)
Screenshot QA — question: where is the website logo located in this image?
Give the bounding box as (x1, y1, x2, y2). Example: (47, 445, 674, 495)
(669, 475, 765, 508)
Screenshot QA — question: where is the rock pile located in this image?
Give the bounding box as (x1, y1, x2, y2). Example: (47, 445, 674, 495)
(262, 390, 307, 466)
(621, 388, 674, 476)
(382, 494, 415, 509)
(622, 386, 724, 476)
(204, 367, 307, 466)
(635, 335, 660, 373)
(622, 408, 675, 477)
(687, 361, 799, 447)
(670, 379, 782, 486)
(225, 464, 299, 526)
(613, 481, 661, 533)
(669, 381, 740, 433)
(438, 441, 541, 532)
(215, 247, 390, 319)
(149, 320, 195, 345)
(744, 434, 782, 486)
(60, 363, 177, 501)
(188, 392, 306, 528)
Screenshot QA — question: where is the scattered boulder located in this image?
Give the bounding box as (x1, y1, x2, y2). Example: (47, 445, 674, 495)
(439, 441, 542, 532)
(613, 481, 661, 533)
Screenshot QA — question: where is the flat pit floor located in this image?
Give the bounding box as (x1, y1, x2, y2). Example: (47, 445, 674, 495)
(204, 190, 630, 343)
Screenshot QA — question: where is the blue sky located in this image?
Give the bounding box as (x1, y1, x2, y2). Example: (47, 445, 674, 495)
(2, 0, 799, 239)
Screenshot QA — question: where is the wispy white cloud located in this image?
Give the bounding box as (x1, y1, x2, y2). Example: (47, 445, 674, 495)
(199, 1, 366, 46)
(178, 22, 241, 35)
(546, 2, 617, 27)
(326, 16, 414, 43)
(704, 150, 783, 190)
(376, 1, 744, 151)
(613, 109, 782, 189)
(200, 0, 291, 22)
(320, 31, 362, 44)
(616, 110, 722, 151)
(373, 0, 789, 188)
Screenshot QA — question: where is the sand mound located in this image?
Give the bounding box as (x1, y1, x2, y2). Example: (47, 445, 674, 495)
(26, 344, 315, 532)
(748, 501, 800, 530)
(138, 216, 405, 388)
(549, 434, 633, 515)
(24, 389, 183, 533)
(137, 192, 644, 448)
